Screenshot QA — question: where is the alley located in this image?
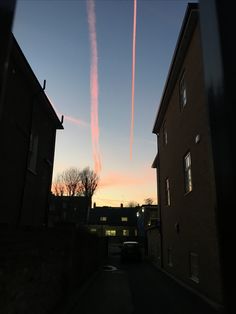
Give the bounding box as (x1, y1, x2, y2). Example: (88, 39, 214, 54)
(62, 254, 220, 314)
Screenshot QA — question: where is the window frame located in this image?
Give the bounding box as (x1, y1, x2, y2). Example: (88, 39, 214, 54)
(165, 178, 171, 206)
(163, 121, 168, 145)
(179, 71, 187, 109)
(184, 152, 193, 194)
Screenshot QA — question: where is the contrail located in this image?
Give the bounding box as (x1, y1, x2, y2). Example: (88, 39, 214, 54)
(130, 0, 137, 160)
(87, 0, 102, 173)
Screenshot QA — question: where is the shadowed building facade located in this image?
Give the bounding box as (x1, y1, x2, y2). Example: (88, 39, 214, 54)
(152, 4, 223, 308)
(0, 35, 63, 227)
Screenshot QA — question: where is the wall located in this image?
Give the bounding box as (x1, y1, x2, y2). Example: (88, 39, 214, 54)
(0, 226, 106, 314)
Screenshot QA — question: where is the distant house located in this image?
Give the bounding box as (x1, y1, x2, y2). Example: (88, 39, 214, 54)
(136, 204, 161, 264)
(0, 35, 63, 227)
(152, 3, 223, 307)
(87, 204, 138, 239)
(49, 195, 91, 227)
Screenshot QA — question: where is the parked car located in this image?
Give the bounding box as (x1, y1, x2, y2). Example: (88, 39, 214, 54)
(120, 241, 142, 262)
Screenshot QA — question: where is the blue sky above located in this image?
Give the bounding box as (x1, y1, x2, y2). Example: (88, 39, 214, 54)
(13, 0, 197, 206)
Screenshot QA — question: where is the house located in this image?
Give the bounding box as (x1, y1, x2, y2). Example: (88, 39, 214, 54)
(136, 204, 161, 264)
(48, 195, 91, 227)
(87, 204, 138, 239)
(152, 3, 223, 307)
(0, 35, 63, 227)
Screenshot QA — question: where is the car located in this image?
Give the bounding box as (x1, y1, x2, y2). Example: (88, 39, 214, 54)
(120, 241, 142, 262)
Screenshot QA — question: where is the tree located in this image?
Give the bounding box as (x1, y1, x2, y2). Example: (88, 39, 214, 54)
(144, 198, 153, 205)
(127, 201, 139, 208)
(52, 174, 65, 196)
(51, 166, 99, 197)
(61, 167, 81, 196)
(79, 167, 99, 198)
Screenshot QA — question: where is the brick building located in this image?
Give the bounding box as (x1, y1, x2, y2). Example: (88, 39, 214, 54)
(152, 4, 223, 307)
(0, 35, 63, 227)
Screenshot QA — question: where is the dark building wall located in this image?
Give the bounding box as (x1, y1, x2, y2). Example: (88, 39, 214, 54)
(0, 36, 62, 227)
(156, 22, 222, 303)
(21, 108, 57, 226)
(0, 42, 33, 225)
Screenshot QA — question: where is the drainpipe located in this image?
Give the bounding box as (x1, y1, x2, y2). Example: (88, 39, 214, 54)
(157, 133, 164, 268)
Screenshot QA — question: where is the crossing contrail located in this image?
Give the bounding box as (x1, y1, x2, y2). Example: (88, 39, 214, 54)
(130, 0, 137, 160)
(87, 0, 101, 173)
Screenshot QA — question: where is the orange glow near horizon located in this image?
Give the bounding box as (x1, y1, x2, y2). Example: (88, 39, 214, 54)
(87, 0, 102, 174)
(130, 0, 137, 160)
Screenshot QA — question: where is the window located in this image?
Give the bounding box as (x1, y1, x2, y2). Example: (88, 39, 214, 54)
(180, 72, 187, 108)
(134, 229, 138, 236)
(90, 228, 97, 233)
(105, 229, 116, 236)
(165, 178, 171, 206)
(123, 229, 129, 236)
(163, 122, 168, 145)
(184, 152, 193, 193)
(167, 247, 173, 267)
(28, 133, 38, 173)
(100, 216, 107, 222)
(189, 252, 199, 283)
(121, 217, 128, 222)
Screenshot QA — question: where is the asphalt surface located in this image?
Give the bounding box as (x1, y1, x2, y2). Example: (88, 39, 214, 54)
(62, 254, 222, 314)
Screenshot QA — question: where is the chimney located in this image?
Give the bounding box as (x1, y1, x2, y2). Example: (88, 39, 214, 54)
(120, 203, 123, 208)
(93, 202, 96, 208)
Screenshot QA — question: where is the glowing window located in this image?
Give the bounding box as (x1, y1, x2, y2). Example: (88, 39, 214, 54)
(100, 216, 107, 222)
(123, 230, 129, 236)
(105, 230, 116, 236)
(90, 228, 97, 233)
(121, 217, 128, 222)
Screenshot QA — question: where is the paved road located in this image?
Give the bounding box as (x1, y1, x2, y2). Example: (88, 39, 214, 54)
(62, 253, 221, 314)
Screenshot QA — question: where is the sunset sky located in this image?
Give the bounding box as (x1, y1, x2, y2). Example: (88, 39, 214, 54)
(13, 0, 197, 207)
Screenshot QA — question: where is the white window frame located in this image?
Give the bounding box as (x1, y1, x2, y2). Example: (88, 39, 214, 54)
(165, 178, 171, 206)
(180, 72, 187, 108)
(184, 152, 193, 194)
(121, 217, 128, 222)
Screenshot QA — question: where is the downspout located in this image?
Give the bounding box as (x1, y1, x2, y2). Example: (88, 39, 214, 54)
(157, 133, 164, 268)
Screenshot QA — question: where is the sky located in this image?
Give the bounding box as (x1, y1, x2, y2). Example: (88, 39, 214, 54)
(13, 0, 197, 207)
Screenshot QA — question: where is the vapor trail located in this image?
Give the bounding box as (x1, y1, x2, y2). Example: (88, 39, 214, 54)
(87, 0, 101, 173)
(130, 0, 137, 160)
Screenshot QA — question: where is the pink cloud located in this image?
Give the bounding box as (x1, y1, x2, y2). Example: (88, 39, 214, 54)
(99, 171, 150, 188)
(87, 0, 102, 174)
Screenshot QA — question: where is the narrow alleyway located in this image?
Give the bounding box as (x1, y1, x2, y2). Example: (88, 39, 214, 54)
(60, 249, 221, 314)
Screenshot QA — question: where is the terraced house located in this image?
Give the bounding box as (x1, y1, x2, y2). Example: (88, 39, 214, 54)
(152, 3, 223, 308)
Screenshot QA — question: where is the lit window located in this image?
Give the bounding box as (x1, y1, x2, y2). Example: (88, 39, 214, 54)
(123, 229, 129, 236)
(121, 217, 128, 222)
(184, 152, 193, 193)
(180, 72, 187, 108)
(105, 229, 116, 236)
(165, 178, 171, 206)
(100, 216, 107, 222)
(134, 229, 138, 236)
(189, 252, 199, 283)
(90, 228, 97, 233)
(167, 247, 173, 267)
